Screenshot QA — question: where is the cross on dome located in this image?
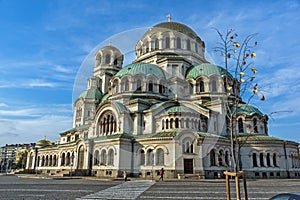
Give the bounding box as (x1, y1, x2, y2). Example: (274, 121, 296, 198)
(167, 14, 172, 22)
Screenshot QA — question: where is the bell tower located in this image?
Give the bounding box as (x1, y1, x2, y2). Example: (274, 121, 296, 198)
(93, 45, 124, 93)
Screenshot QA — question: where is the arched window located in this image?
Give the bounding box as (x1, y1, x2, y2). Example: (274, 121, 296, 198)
(175, 118, 179, 128)
(238, 118, 244, 133)
(53, 155, 56, 166)
(147, 149, 153, 165)
(145, 41, 149, 53)
(148, 80, 153, 92)
(114, 58, 118, 65)
(266, 153, 271, 167)
(166, 119, 169, 129)
(162, 119, 165, 130)
(253, 118, 258, 133)
(156, 148, 164, 166)
(71, 152, 74, 165)
(186, 39, 191, 50)
(212, 80, 217, 92)
(210, 149, 216, 166)
(105, 54, 110, 64)
(273, 153, 277, 167)
(136, 79, 142, 91)
(61, 153, 65, 166)
(125, 79, 129, 91)
(253, 153, 258, 167)
(155, 38, 159, 50)
(49, 155, 53, 166)
(176, 37, 181, 49)
(45, 155, 49, 166)
(94, 150, 99, 165)
(41, 155, 45, 166)
(225, 151, 229, 166)
(108, 149, 114, 166)
(66, 152, 70, 166)
(159, 84, 163, 94)
(165, 37, 170, 48)
(260, 153, 264, 167)
(100, 150, 107, 165)
(140, 150, 145, 165)
(200, 81, 205, 92)
(195, 43, 198, 53)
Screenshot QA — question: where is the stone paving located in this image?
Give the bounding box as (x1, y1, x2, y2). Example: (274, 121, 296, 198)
(78, 180, 155, 200)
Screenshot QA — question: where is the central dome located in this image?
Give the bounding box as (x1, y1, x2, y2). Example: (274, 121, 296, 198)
(153, 22, 199, 39)
(142, 21, 202, 42)
(135, 21, 206, 64)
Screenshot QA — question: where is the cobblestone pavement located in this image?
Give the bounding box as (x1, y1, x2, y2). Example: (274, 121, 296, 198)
(0, 175, 121, 200)
(0, 175, 300, 200)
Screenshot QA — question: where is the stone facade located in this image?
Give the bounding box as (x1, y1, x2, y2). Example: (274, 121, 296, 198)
(26, 20, 300, 179)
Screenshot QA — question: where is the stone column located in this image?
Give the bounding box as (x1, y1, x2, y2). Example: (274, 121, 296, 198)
(256, 155, 260, 167)
(263, 154, 267, 167)
(171, 37, 175, 49)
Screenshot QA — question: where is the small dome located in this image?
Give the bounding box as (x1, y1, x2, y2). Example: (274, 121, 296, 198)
(234, 103, 264, 117)
(115, 62, 166, 80)
(36, 138, 52, 148)
(99, 45, 122, 53)
(79, 88, 103, 100)
(186, 63, 233, 79)
(95, 45, 124, 68)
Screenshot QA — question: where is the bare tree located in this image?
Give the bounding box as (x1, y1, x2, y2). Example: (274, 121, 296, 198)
(214, 28, 265, 200)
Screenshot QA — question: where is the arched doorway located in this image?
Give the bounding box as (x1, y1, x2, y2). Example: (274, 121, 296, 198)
(77, 145, 85, 169)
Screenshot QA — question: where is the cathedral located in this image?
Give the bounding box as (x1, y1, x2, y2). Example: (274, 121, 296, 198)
(26, 19, 300, 179)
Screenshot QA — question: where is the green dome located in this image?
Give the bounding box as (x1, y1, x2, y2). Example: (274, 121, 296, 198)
(186, 63, 233, 79)
(233, 103, 264, 117)
(115, 62, 166, 80)
(36, 138, 52, 148)
(79, 88, 103, 100)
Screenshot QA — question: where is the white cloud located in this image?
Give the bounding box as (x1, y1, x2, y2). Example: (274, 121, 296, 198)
(54, 65, 74, 74)
(0, 104, 73, 146)
(27, 79, 56, 88)
(0, 115, 72, 146)
(0, 103, 8, 107)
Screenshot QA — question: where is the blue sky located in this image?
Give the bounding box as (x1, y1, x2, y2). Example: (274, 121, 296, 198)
(0, 0, 299, 146)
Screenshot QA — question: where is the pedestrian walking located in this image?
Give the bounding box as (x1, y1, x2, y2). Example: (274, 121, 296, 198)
(123, 170, 127, 182)
(159, 168, 164, 181)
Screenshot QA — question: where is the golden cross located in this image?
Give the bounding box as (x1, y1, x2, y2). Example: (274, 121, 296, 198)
(167, 14, 171, 22)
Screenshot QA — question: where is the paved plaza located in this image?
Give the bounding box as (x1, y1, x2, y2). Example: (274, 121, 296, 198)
(0, 175, 299, 200)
